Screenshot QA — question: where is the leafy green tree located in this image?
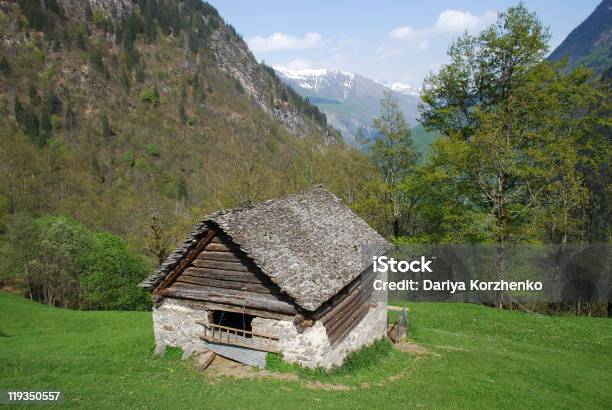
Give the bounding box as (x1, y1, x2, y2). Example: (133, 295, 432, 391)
(81, 232, 150, 310)
(30, 216, 96, 308)
(23, 109, 40, 143)
(420, 4, 550, 141)
(13, 97, 24, 124)
(362, 91, 418, 238)
(420, 4, 601, 307)
(40, 109, 52, 143)
(7, 215, 150, 310)
(177, 176, 188, 202)
(28, 83, 39, 105)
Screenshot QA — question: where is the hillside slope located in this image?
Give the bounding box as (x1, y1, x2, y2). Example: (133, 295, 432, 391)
(1, 292, 610, 408)
(548, 0, 612, 74)
(0, 0, 373, 251)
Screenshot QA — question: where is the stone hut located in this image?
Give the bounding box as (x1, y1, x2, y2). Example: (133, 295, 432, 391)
(139, 187, 391, 369)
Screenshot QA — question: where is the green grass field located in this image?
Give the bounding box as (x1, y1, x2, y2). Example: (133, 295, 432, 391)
(1, 292, 611, 409)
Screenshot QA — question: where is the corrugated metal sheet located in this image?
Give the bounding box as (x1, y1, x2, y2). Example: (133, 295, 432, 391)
(206, 342, 268, 368)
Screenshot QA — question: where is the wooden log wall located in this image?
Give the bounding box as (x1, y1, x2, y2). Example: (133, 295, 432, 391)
(316, 268, 376, 345)
(158, 234, 298, 316)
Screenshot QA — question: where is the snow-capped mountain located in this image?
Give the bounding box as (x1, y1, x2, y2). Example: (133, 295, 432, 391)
(381, 82, 421, 98)
(274, 67, 420, 143)
(275, 68, 355, 102)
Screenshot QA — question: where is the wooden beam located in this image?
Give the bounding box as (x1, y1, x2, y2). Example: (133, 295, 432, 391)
(170, 282, 286, 301)
(190, 259, 252, 272)
(158, 286, 298, 315)
(156, 229, 217, 291)
(197, 251, 243, 263)
(313, 268, 375, 320)
(182, 267, 263, 284)
(196, 300, 294, 320)
(325, 291, 370, 334)
(176, 275, 277, 294)
(320, 286, 364, 324)
(328, 303, 370, 345)
(203, 243, 232, 252)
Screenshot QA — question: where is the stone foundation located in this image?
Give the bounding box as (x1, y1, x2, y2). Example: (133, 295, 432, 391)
(252, 302, 387, 369)
(153, 298, 387, 369)
(152, 298, 210, 358)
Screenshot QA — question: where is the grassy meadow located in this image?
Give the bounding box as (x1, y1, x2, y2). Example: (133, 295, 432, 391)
(1, 292, 610, 409)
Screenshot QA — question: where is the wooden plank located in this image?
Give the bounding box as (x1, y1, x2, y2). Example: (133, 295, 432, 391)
(203, 242, 232, 252)
(159, 287, 297, 314)
(312, 268, 375, 320)
(195, 300, 294, 320)
(176, 275, 275, 294)
(320, 286, 364, 324)
(328, 303, 370, 345)
(195, 351, 216, 371)
(196, 322, 278, 339)
(182, 267, 263, 284)
(209, 236, 224, 244)
(190, 258, 252, 272)
(196, 251, 243, 263)
(156, 229, 216, 291)
(170, 282, 285, 301)
(325, 291, 370, 334)
(323, 271, 376, 340)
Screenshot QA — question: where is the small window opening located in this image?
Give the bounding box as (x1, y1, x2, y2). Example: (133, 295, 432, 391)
(212, 310, 255, 336)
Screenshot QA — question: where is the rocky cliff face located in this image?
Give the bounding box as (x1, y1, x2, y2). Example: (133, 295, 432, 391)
(208, 26, 336, 141)
(59, 0, 133, 19)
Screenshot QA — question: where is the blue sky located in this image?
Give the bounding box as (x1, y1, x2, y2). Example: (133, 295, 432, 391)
(208, 0, 601, 87)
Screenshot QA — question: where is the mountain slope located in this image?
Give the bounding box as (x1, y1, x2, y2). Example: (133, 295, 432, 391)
(0, 0, 374, 251)
(275, 68, 420, 143)
(548, 0, 612, 74)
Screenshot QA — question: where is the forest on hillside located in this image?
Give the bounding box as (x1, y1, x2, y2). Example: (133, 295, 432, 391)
(0, 2, 609, 315)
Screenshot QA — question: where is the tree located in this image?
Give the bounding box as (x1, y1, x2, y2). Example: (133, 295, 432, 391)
(14, 96, 24, 124)
(420, 3, 550, 141)
(101, 114, 112, 143)
(24, 109, 40, 143)
(144, 214, 174, 265)
(419, 4, 599, 307)
(65, 98, 77, 130)
(362, 91, 418, 238)
(29, 216, 96, 308)
(1, 213, 39, 299)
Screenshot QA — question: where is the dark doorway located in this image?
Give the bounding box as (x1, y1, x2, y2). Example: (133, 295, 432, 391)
(212, 310, 254, 334)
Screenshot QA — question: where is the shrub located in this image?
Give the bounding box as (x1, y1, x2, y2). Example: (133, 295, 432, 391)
(145, 143, 160, 157)
(80, 232, 150, 310)
(4, 215, 151, 311)
(140, 87, 160, 106)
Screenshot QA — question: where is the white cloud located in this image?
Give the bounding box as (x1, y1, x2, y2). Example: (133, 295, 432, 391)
(248, 32, 323, 52)
(390, 26, 416, 40)
(433, 10, 497, 34)
(389, 10, 497, 48)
